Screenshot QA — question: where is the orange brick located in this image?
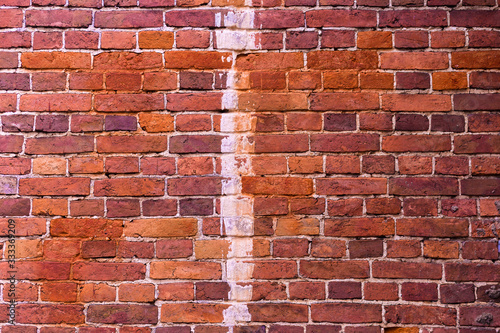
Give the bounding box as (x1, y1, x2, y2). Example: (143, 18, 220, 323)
(432, 72, 467, 90)
(32, 198, 68, 216)
(139, 31, 174, 49)
(357, 31, 392, 49)
(119, 283, 155, 302)
(33, 157, 66, 175)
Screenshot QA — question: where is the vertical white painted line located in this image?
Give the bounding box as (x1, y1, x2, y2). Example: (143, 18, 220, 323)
(219, 9, 256, 327)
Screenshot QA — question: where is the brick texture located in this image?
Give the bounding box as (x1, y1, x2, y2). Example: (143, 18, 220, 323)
(0, 0, 499, 331)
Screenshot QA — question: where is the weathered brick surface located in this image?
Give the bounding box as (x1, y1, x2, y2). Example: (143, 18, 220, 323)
(0, 0, 498, 331)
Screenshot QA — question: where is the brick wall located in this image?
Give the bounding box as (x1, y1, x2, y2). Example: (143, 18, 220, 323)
(0, 0, 499, 331)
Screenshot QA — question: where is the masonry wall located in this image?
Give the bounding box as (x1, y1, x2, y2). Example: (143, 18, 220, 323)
(0, 0, 499, 332)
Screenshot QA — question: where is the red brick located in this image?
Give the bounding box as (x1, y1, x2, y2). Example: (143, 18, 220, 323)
(455, 93, 500, 111)
(452, 51, 500, 69)
(168, 93, 222, 111)
(326, 217, 393, 237)
(312, 134, 379, 153)
(119, 284, 155, 303)
(0, 52, 19, 72)
(366, 198, 401, 215)
(450, 10, 500, 28)
(253, 134, 308, 153)
(446, 263, 500, 282)
(396, 72, 430, 90)
(0, 9, 23, 28)
(463, 241, 498, 260)
(161, 303, 228, 323)
(139, 31, 174, 49)
(359, 113, 392, 131)
(52, 218, 119, 240)
(157, 239, 193, 258)
(118, 240, 154, 259)
(255, 197, 288, 216)
(242, 177, 312, 196)
(0, 135, 23, 153)
(0, 73, 29, 90)
(381, 52, 448, 70)
(441, 199, 476, 217)
(20, 93, 91, 111)
(88, 305, 157, 324)
(158, 283, 194, 301)
(240, 93, 307, 111)
(360, 72, 394, 89)
(151, 262, 221, 279)
(32, 73, 66, 91)
(402, 283, 438, 301)
(195, 282, 229, 301)
(476, 285, 500, 302)
(0, 93, 17, 111)
(82, 240, 116, 258)
(166, 51, 232, 69)
(97, 135, 167, 153)
(286, 31, 319, 49)
(373, 261, 442, 279)
(26, 9, 91, 27)
(383, 135, 451, 152)
(455, 135, 500, 154)
(300, 260, 369, 279)
(317, 178, 386, 195)
(273, 238, 308, 257)
(70, 199, 105, 217)
(435, 156, 468, 175)
(248, 304, 308, 323)
(395, 30, 428, 48)
(168, 177, 222, 196)
(288, 71, 321, 90)
(306, 10, 376, 27)
(94, 52, 162, 71)
(124, 218, 196, 238)
(358, 31, 392, 49)
(380, 10, 447, 27)
(236, 52, 303, 70)
(33, 32, 62, 50)
(65, 31, 98, 49)
(469, 30, 500, 48)
(440, 284, 475, 304)
(20, 177, 90, 196)
(311, 303, 382, 323)
(398, 156, 432, 175)
(0, 198, 30, 216)
(321, 30, 355, 48)
(41, 282, 78, 302)
(460, 306, 500, 327)
(470, 71, 500, 90)
(73, 262, 145, 281)
(16, 304, 84, 324)
(79, 283, 116, 302)
(176, 30, 211, 48)
(397, 218, 469, 237)
(328, 281, 362, 299)
(328, 198, 363, 217)
(22, 52, 90, 69)
(95, 178, 164, 197)
(165, 10, 216, 27)
(385, 305, 456, 325)
(290, 282, 325, 300)
(275, 218, 320, 236)
(95, 10, 162, 28)
(255, 10, 304, 29)
(0, 261, 70, 280)
(364, 283, 399, 301)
